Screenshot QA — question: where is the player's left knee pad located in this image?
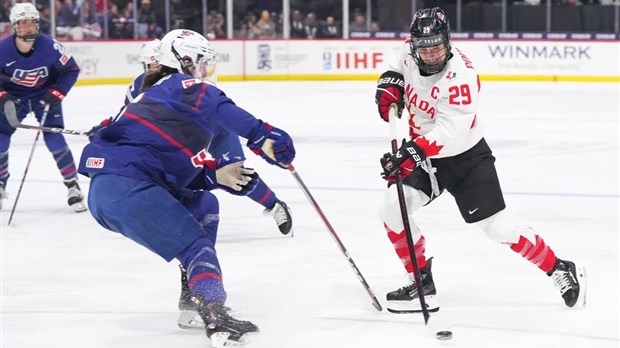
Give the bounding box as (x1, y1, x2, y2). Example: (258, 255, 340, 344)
(475, 209, 535, 244)
(379, 184, 429, 233)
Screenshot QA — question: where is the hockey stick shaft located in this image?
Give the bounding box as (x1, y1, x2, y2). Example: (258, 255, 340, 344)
(4, 100, 87, 136)
(7, 103, 51, 226)
(288, 165, 383, 311)
(389, 104, 431, 323)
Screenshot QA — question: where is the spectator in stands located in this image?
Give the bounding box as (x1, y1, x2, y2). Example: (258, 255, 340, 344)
(319, 15, 340, 38)
(239, 13, 257, 38)
(370, 21, 380, 33)
(81, 0, 102, 39)
(37, 3, 52, 35)
(108, 3, 132, 39)
(253, 10, 276, 38)
(57, 0, 88, 40)
(303, 12, 318, 39)
(207, 10, 225, 38)
(290, 9, 305, 38)
(0, 0, 10, 22)
(121, 1, 135, 36)
(171, 0, 202, 33)
(350, 13, 367, 31)
(137, 0, 162, 38)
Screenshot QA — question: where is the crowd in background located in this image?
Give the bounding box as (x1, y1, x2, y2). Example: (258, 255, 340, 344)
(0, 0, 381, 40)
(0, 0, 617, 41)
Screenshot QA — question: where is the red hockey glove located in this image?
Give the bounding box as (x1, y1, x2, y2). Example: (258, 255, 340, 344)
(381, 139, 426, 181)
(375, 70, 404, 122)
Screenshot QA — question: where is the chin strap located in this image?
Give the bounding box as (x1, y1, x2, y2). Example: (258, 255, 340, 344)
(17, 33, 38, 42)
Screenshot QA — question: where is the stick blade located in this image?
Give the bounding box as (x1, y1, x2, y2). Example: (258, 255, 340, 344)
(3, 100, 21, 128)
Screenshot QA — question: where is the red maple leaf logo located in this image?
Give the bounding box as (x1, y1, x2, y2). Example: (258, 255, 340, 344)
(414, 137, 444, 157)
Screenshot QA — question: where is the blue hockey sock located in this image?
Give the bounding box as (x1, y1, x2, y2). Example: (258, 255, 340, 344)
(0, 134, 9, 185)
(0, 149, 8, 185)
(247, 176, 277, 209)
(177, 236, 226, 303)
(43, 133, 77, 180)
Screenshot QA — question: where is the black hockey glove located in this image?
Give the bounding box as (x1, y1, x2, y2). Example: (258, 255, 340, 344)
(0, 90, 20, 111)
(375, 70, 405, 122)
(40, 88, 66, 108)
(381, 139, 426, 181)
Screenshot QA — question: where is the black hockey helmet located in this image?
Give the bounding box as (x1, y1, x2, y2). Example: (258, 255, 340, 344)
(409, 7, 452, 75)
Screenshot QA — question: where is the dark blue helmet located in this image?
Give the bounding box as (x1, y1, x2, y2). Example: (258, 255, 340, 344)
(409, 7, 451, 75)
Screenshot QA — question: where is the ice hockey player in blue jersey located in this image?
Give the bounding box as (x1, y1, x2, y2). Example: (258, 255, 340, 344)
(0, 2, 86, 212)
(120, 39, 294, 238)
(107, 38, 296, 331)
(78, 29, 296, 348)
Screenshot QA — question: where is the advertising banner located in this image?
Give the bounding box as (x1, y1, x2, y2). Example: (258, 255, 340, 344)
(61, 39, 618, 84)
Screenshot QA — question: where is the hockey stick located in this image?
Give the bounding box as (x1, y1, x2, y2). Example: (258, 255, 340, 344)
(288, 164, 383, 311)
(6, 102, 51, 226)
(3, 100, 87, 136)
(388, 103, 431, 323)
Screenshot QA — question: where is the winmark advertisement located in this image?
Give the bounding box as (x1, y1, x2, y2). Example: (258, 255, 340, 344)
(62, 39, 619, 84)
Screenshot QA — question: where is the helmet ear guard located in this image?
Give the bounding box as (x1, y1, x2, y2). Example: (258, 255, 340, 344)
(409, 7, 452, 75)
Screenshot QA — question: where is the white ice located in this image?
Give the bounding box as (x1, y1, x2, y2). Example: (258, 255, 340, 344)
(1, 81, 619, 348)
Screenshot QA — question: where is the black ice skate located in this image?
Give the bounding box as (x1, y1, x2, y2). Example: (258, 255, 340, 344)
(387, 257, 440, 313)
(177, 265, 205, 330)
(264, 199, 293, 236)
(547, 258, 587, 308)
(192, 295, 259, 348)
(63, 178, 87, 213)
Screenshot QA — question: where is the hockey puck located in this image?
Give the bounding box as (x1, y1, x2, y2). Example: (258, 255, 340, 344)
(436, 330, 453, 340)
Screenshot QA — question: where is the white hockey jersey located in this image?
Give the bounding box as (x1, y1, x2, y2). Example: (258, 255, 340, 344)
(388, 38, 485, 158)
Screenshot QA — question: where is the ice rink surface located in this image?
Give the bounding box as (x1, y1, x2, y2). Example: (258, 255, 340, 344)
(1, 81, 618, 348)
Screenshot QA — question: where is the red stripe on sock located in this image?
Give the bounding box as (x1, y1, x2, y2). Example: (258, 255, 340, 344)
(385, 224, 427, 275)
(258, 187, 272, 205)
(61, 166, 76, 175)
(188, 273, 222, 290)
(509, 235, 556, 273)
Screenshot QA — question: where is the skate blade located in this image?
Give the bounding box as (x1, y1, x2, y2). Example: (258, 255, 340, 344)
(70, 201, 88, 213)
(387, 295, 440, 314)
(209, 331, 259, 348)
(177, 310, 205, 330)
(575, 266, 587, 309)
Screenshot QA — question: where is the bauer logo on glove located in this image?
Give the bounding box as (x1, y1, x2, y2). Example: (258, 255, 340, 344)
(380, 139, 427, 180)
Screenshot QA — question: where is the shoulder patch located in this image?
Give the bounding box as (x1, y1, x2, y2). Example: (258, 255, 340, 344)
(182, 78, 202, 89)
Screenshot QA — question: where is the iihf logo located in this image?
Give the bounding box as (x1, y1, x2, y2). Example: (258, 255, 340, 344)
(257, 44, 271, 71)
(445, 71, 456, 79)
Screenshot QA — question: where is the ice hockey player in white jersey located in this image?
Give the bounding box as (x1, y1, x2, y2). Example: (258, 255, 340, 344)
(375, 7, 586, 313)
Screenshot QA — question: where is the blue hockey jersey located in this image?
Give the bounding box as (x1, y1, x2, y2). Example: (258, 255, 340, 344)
(78, 73, 267, 197)
(0, 34, 80, 98)
(124, 72, 145, 105)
